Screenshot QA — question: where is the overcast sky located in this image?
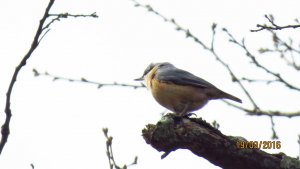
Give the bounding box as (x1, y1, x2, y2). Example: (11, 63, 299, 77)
(0, 0, 300, 169)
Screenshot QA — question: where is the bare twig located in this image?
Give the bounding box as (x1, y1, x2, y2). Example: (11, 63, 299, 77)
(270, 116, 278, 139)
(0, 0, 55, 156)
(251, 14, 300, 32)
(258, 30, 300, 71)
(102, 128, 138, 169)
(210, 23, 217, 52)
(48, 12, 98, 18)
(239, 77, 277, 84)
(298, 135, 300, 160)
(223, 100, 300, 118)
(269, 30, 300, 55)
(223, 29, 300, 92)
(131, 0, 207, 48)
(271, 32, 300, 70)
(1, 0, 98, 155)
(259, 49, 300, 71)
(33, 69, 145, 89)
(43, 12, 98, 31)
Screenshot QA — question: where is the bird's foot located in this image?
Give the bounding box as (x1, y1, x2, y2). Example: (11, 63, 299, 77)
(176, 112, 197, 118)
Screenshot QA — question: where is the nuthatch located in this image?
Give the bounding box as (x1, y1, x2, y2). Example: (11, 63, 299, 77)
(135, 62, 242, 116)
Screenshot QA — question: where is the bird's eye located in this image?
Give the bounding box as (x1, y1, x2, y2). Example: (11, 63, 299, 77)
(158, 63, 166, 68)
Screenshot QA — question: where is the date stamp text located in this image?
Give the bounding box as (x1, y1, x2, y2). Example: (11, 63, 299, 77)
(236, 141, 281, 149)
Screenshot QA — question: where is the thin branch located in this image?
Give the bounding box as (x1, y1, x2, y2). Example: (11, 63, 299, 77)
(223, 100, 300, 118)
(258, 32, 300, 71)
(210, 23, 217, 52)
(102, 128, 138, 169)
(239, 77, 277, 84)
(280, 52, 300, 71)
(38, 28, 51, 44)
(251, 14, 300, 32)
(270, 30, 300, 54)
(0, 0, 55, 156)
(43, 12, 98, 31)
(33, 69, 145, 89)
(1, 1, 98, 156)
(270, 31, 300, 70)
(223, 29, 300, 92)
(298, 135, 300, 160)
(289, 53, 300, 70)
(270, 116, 278, 139)
(48, 12, 98, 18)
(131, 0, 207, 48)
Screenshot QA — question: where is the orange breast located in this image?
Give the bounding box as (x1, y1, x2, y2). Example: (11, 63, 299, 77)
(149, 78, 208, 114)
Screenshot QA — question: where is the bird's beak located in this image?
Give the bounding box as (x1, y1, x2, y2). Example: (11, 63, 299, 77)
(134, 76, 144, 81)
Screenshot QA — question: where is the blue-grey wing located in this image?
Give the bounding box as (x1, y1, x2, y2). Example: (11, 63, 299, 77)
(156, 68, 215, 88)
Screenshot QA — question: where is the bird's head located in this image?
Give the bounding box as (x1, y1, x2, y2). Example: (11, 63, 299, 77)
(134, 62, 172, 81)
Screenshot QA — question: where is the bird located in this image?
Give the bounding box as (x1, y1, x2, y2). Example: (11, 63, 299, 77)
(135, 62, 242, 116)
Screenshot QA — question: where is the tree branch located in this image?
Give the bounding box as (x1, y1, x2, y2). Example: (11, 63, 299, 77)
(43, 12, 98, 31)
(32, 69, 145, 89)
(1, 0, 98, 156)
(102, 128, 138, 169)
(142, 114, 300, 169)
(258, 30, 300, 72)
(0, 0, 55, 156)
(223, 100, 300, 118)
(269, 31, 300, 54)
(224, 29, 300, 92)
(251, 15, 300, 32)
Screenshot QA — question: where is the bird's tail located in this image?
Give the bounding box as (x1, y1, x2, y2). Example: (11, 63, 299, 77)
(221, 91, 242, 103)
